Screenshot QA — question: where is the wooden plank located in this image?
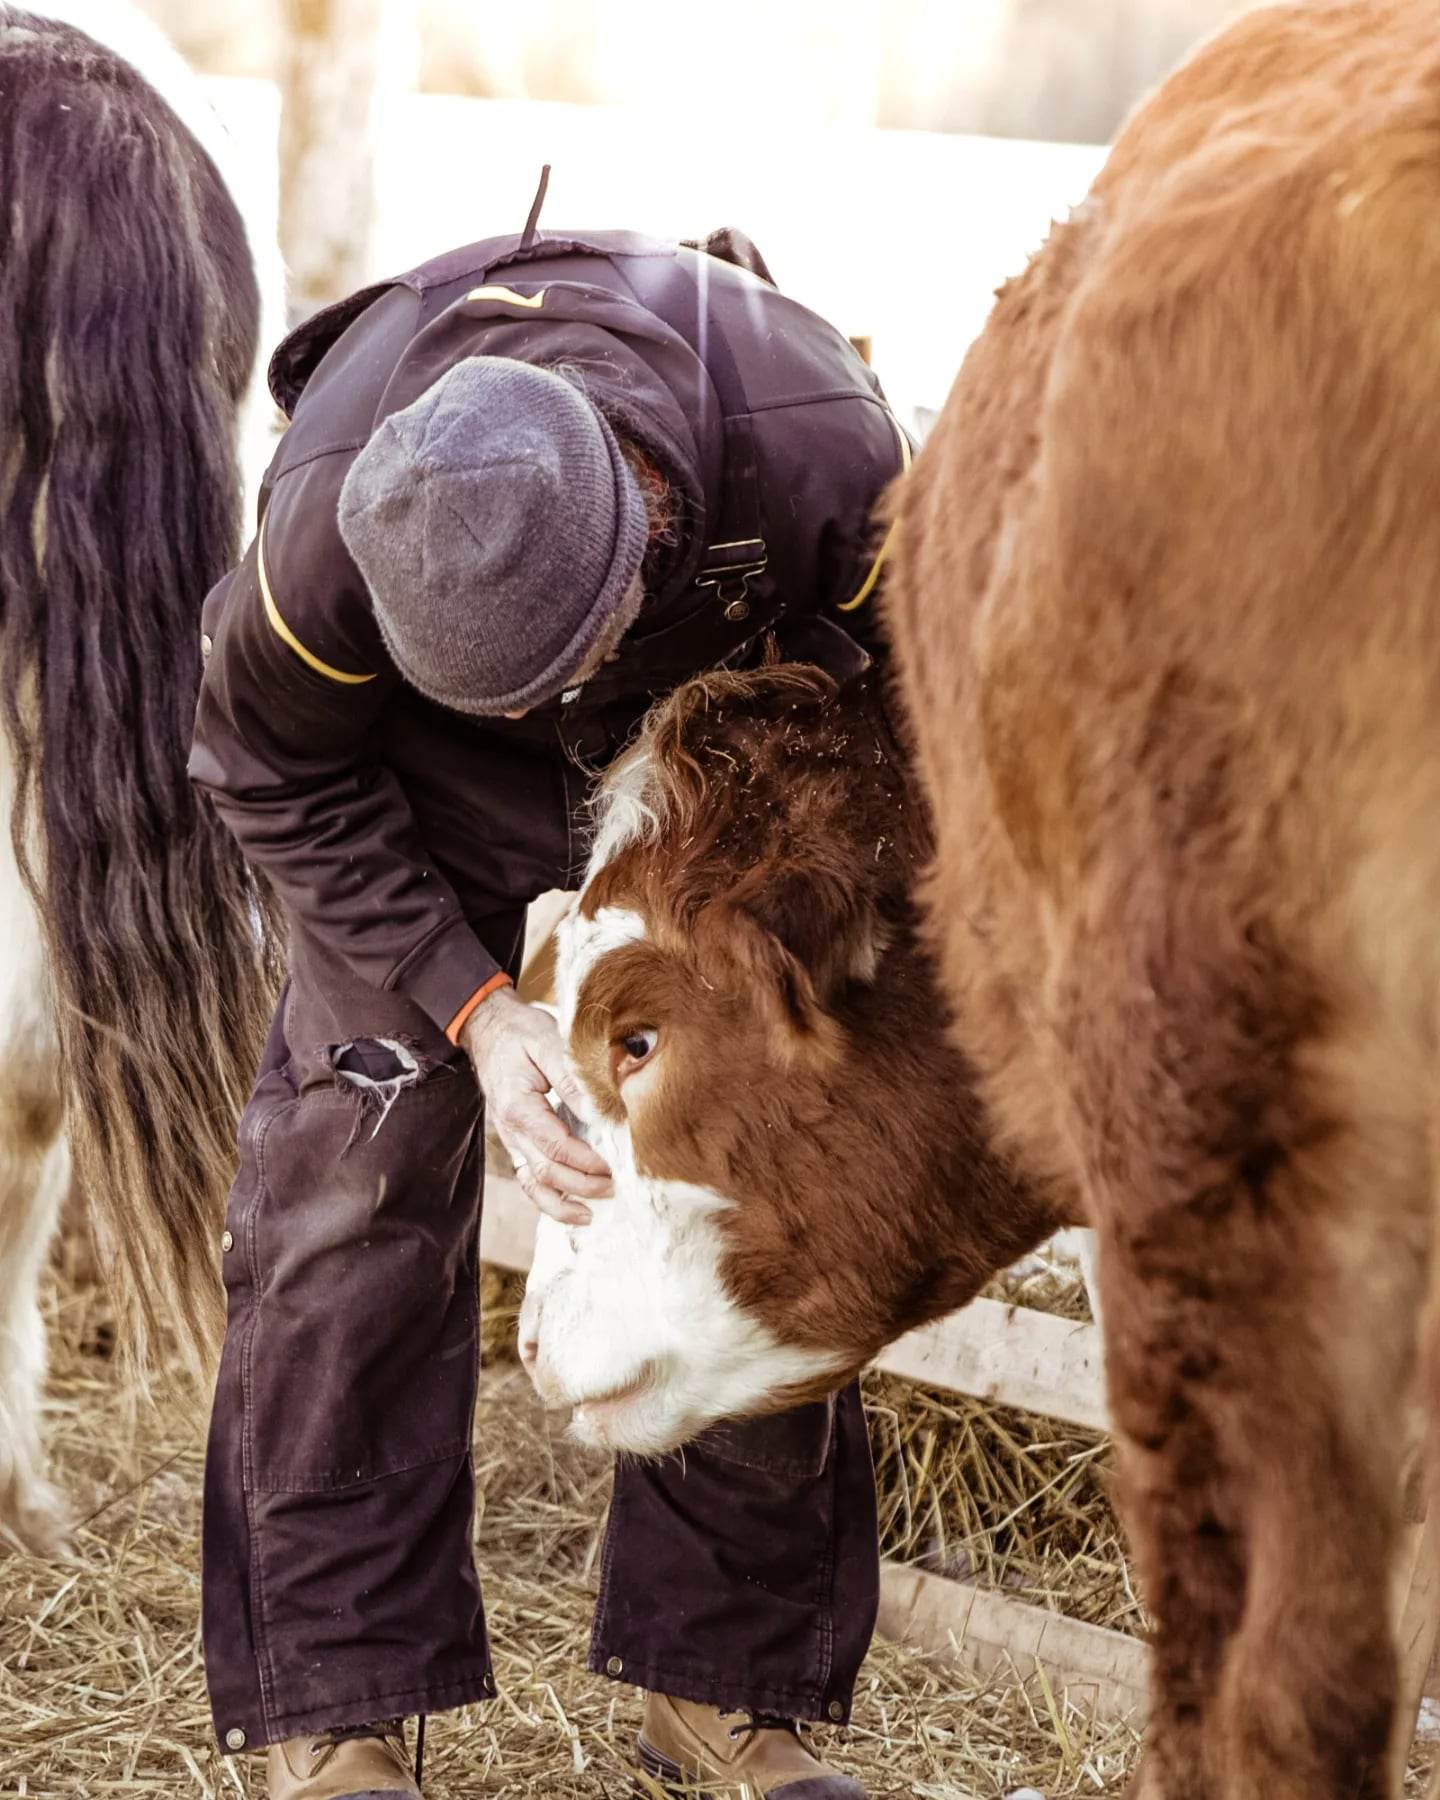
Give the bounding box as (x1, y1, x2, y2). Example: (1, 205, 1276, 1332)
(1394, 1502, 1440, 1777)
(517, 891, 572, 1004)
(878, 1301, 1107, 1433)
(877, 1562, 1147, 1725)
(479, 1179, 1110, 1432)
(480, 1174, 538, 1272)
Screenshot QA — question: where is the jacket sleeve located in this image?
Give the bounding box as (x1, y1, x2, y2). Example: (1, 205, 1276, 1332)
(188, 452, 510, 1041)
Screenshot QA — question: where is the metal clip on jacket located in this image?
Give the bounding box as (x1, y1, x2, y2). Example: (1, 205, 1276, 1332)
(696, 538, 769, 621)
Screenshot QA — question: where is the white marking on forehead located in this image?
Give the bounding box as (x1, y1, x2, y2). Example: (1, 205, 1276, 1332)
(555, 904, 648, 1038)
(587, 742, 663, 873)
(555, 743, 670, 1037)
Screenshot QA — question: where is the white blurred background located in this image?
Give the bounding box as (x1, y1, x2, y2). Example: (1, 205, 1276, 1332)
(140, 0, 1260, 429)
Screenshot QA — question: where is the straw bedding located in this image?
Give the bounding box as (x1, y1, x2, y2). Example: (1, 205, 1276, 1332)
(2, 1254, 1433, 1798)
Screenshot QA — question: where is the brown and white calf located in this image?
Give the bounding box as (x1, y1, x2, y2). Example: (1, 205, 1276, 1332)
(520, 668, 1058, 1452)
(526, 2, 1440, 1792)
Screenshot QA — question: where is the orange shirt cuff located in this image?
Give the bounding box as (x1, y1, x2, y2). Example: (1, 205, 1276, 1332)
(446, 971, 514, 1045)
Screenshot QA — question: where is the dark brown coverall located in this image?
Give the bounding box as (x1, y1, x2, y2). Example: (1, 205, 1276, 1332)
(189, 227, 910, 1753)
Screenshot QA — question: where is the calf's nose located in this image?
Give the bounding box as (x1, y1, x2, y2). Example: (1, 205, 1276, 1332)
(518, 1286, 542, 1369)
(517, 1291, 570, 1408)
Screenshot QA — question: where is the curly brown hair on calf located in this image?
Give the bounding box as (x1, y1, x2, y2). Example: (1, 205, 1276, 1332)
(884, 1, 1440, 1795)
(574, 664, 1060, 1388)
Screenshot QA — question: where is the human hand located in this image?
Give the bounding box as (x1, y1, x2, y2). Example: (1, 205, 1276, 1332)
(462, 988, 613, 1225)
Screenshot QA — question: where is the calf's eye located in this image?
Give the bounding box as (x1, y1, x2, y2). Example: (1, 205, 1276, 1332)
(620, 1028, 658, 1062)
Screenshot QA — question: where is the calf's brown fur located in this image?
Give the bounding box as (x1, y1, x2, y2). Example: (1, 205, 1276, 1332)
(885, 2, 1440, 1793)
(574, 666, 1058, 1384)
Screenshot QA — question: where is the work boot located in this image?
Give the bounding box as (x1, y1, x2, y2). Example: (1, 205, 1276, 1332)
(638, 1693, 865, 1798)
(267, 1719, 420, 1800)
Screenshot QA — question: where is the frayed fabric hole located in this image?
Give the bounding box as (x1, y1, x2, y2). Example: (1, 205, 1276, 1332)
(330, 1037, 421, 1143)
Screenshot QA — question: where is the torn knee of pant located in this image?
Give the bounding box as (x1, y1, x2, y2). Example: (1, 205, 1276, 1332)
(330, 1037, 421, 1139)
(332, 1038, 420, 1088)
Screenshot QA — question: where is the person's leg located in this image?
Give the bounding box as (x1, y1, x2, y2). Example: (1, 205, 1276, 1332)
(202, 966, 500, 1755)
(591, 1381, 878, 1723)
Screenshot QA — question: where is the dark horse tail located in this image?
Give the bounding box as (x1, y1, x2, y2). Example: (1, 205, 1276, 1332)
(0, 14, 283, 1372)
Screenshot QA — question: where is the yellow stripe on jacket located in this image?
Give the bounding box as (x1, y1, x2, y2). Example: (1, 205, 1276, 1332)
(838, 408, 914, 615)
(258, 521, 377, 685)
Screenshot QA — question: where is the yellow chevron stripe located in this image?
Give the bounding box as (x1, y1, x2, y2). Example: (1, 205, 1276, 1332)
(838, 408, 913, 613)
(465, 284, 547, 309)
(258, 522, 376, 685)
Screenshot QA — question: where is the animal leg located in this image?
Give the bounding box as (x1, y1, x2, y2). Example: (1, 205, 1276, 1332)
(0, 789, 70, 1556)
(0, 1090, 69, 1557)
(1073, 955, 1425, 1799)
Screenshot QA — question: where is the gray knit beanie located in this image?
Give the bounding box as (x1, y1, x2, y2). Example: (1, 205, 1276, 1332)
(337, 357, 649, 715)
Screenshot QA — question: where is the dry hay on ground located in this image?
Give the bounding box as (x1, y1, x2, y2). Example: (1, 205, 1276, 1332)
(2, 1261, 1434, 1798)
(871, 1248, 1140, 1640)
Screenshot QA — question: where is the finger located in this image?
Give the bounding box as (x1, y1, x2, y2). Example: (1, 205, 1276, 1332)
(512, 1137, 613, 1202)
(546, 1131, 613, 1183)
(536, 1110, 613, 1180)
(492, 1129, 532, 1186)
(552, 1069, 591, 1117)
(507, 1053, 600, 1154)
(520, 1038, 594, 1122)
(497, 1101, 612, 1197)
(530, 1150, 616, 1203)
(513, 1159, 592, 1227)
(505, 1095, 613, 1188)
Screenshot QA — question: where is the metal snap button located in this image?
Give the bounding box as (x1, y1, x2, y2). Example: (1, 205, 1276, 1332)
(827, 1700, 845, 1722)
(605, 1656, 624, 1676)
(724, 598, 750, 623)
(200, 632, 214, 659)
(224, 1727, 247, 1751)
(220, 1230, 233, 1253)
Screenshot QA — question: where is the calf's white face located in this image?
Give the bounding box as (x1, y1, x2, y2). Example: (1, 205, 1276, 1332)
(519, 898, 843, 1456)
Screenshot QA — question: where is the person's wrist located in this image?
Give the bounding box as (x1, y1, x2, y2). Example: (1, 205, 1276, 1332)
(461, 983, 519, 1051)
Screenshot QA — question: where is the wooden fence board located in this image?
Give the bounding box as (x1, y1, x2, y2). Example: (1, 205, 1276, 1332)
(481, 1173, 539, 1272)
(880, 1302, 1107, 1433)
(877, 1563, 1147, 1725)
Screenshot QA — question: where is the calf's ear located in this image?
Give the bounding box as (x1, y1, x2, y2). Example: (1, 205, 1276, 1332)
(738, 868, 890, 995)
(713, 869, 890, 1058)
(715, 907, 841, 1063)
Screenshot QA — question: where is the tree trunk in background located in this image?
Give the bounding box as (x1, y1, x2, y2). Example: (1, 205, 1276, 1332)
(277, 0, 419, 322)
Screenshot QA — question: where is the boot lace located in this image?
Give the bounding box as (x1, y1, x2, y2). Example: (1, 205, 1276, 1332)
(718, 1709, 806, 1743)
(308, 1718, 409, 1774)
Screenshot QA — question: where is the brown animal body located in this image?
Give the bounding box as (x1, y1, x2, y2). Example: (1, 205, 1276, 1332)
(522, 3, 1440, 1790)
(886, 1, 1440, 1793)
